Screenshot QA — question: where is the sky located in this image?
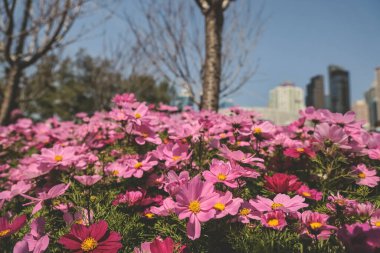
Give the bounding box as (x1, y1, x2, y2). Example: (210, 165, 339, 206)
(70, 0, 380, 108)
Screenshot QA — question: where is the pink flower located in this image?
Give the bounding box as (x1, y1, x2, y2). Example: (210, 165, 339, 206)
(162, 143, 192, 167)
(164, 171, 190, 196)
(236, 201, 260, 223)
(21, 183, 70, 214)
(0, 214, 26, 238)
(326, 192, 356, 213)
(250, 194, 308, 213)
(213, 191, 243, 219)
(134, 124, 162, 145)
(58, 220, 122, 253)
(174, 175, 219, 240)
(264, 173, 302, 194)
(203, 159, 240, 188)
(74, 175, 102, 186)
(150, 197, 176, 216)
(125, 156, 158, 178)
(261, 210, 287, 230)
(353, 164, 380, 187)
(112, 190, 144, 206)
(370, 209, 380, 228)
(219, 145, 264, 167)
(314, 123, 351, 149)
(300, 211, 336, 240)
(13, 217, 49, 253)
(296, 185, 322, 201)
(35, 145, 78, 168)
(130, 103, 149, 126)
(283, 147, 316, 158)
(0, 180, 32, 201)
(338, 222, 380, 252)
(149, 237, 175, 253)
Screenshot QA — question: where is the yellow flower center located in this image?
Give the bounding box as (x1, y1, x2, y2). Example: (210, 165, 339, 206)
(296, 148, 305, 153)
(358, 172, 366, 179)
(253, 127, 262, 134)
(145, 213, 155, 219)
(220, 133, 226, 138)
(267, 218, 279, 227)
(81, 237, 98, 251)
(335, 199, 346, 206)
(134, 162, 143, 169)
(189, 200, 201, 213)
(217, 173, 227, 181)
(214, 202, 225, 211)
(134, 113, 141, 119)
(310, 222, 323, 230)
(375, 221, 380, 227)
(54, 155, 63, 162)
(271, 203, 283, 210)
(0, 229, 10, 237)
(112, 170, 119, 176)
(239, 208, 251, 216)
(172, 156, 181, 161)
(142, 133, 148, 138)
(302, 192, 311, 197)
(75, 219, 84, 225)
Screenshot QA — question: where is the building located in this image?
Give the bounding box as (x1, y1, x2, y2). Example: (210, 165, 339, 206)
(173, 87, 194, 110)
(352, 100, 369, 128)
(365, 67, 380, 130)
(269, 81, 305, 114)
(328, 65, 350, 113)
(306, 75, 325, 109)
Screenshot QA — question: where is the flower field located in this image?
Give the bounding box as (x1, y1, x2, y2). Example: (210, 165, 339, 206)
(0, 93, 380, 252)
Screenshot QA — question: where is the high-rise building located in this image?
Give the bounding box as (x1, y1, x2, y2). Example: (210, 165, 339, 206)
(365, 67, 380, 129)
(352, 100, 369, 127)
(328, 65, 350, 113)
(269, 81, 305, 114)
(306, 75, 325, 108)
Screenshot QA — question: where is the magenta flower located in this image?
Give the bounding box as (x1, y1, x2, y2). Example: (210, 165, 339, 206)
(250, 194, 308, 213)
(203, 159, 240, 188)
(0, 214, 26, 238)
(236, 201, 260, 224)
(261, 211, 287, 230)
(0, 180, 32, 201)
(300, 211, 336, 240)
(264, 173, 302, 194)
(296, 185, 322, 201)
(13, 217, 49, 253)
(149, 237, 175, 253)
(283, 147, 316, 158)
(213, 191, 243, 219)
(74, 175, 102, 186)
(353, 164, 380, 187)
(338, 222, 380, 252)
(370, 209, 380, 228)
(58, 220, 122, 253)
(174, 175, 219, 240)
(21, 183, 70, 214)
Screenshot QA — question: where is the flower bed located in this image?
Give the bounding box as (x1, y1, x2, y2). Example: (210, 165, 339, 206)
(0, 93, 379, 252)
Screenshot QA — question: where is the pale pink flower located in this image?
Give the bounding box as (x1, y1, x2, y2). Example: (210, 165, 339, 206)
(34, 145, 78, 168)
(314, 123, 351, 149)
(162, 143, 192, 167)
(124, 156, 158, 178)
(250, 194, 308, 213)
(236, 201, 260, 224)
(203, 159, 240, 188)
(219, 144, 264, 167)
(326, 192, 356, 213)
(164, 171, 190, 196)
(174, 175, 219, 240)
(134, 124, 162, 145)
(150, 197, 176, 217)
(21, 183, 70, 214)
(213, 191, 243, 219)
(353, 164, 380, 187)
(261, 210, 287, 230)
(13, 217, 49, 253)
(74, 175, 102, 186)
(0, 181, 32, 201)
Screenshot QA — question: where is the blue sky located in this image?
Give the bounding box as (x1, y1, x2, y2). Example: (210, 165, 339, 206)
(70, 0, 380, 107)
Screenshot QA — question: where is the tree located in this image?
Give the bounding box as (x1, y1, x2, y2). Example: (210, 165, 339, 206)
(121, 0, 263, 111)
(0, 0, 84, 124)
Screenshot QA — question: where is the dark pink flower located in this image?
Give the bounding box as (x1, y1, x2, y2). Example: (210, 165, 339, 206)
(261, 210, 287, 230)
(300, 211, 336, 240)
(264, 173, 302, 193)
(0, 214, 26, 238)
(58, 220, 122, 253)
(296, 185, 322, 201)
(283, 147, 316, 158)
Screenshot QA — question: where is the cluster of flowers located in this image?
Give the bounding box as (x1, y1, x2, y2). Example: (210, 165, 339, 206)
(0, 93, 380, 252)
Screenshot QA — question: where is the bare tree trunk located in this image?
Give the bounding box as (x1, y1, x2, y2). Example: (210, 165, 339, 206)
(201, 2, 224, 111)
(0, 67, 22, 124)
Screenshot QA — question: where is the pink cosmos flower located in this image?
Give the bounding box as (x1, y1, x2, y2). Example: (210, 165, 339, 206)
(129, 103, 149, 126)
(283, 147, 316, 158)
(219, 145, 265, 167)
(74, 175, 102, 186)
(213, 191, 243, 219)
(134, 124, 162, 145)
(13, 217, 49, 253)
(150, 197, 176, 217)
(314, 123, 351, 149)
(0, 180, 32, 201)
(21, 183, 70, 214)
(236, 201, 260, 224)
(63, 208, 94, 226)
(0, 215, 26, 239)
(124, 156, 158, 178)
(346, 202, 375, 219)
(367, 149, 380, 160)
(261, 210, 287, 230)
(240, 121, 275, 139)
(58, 220, 122, 253)
(338, 222, 380, 252)
(162, 143, 192, 167)
(149, 237, 175, 253)
(353, 164, 380, 187)
(174, 175, 219, 240)
(164, 171, 190, 196)
(300, 211, 336, 240)
(296, 185, 322, 201)
(326, 192, 356, 213)
(250, 194, 308, 213)
(35, 145, 78, 168)
(370, 210, 380, 228)
(112, 190, 144, 206)
(105, 162, 127, 177)
(203, 159, 240, 188)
